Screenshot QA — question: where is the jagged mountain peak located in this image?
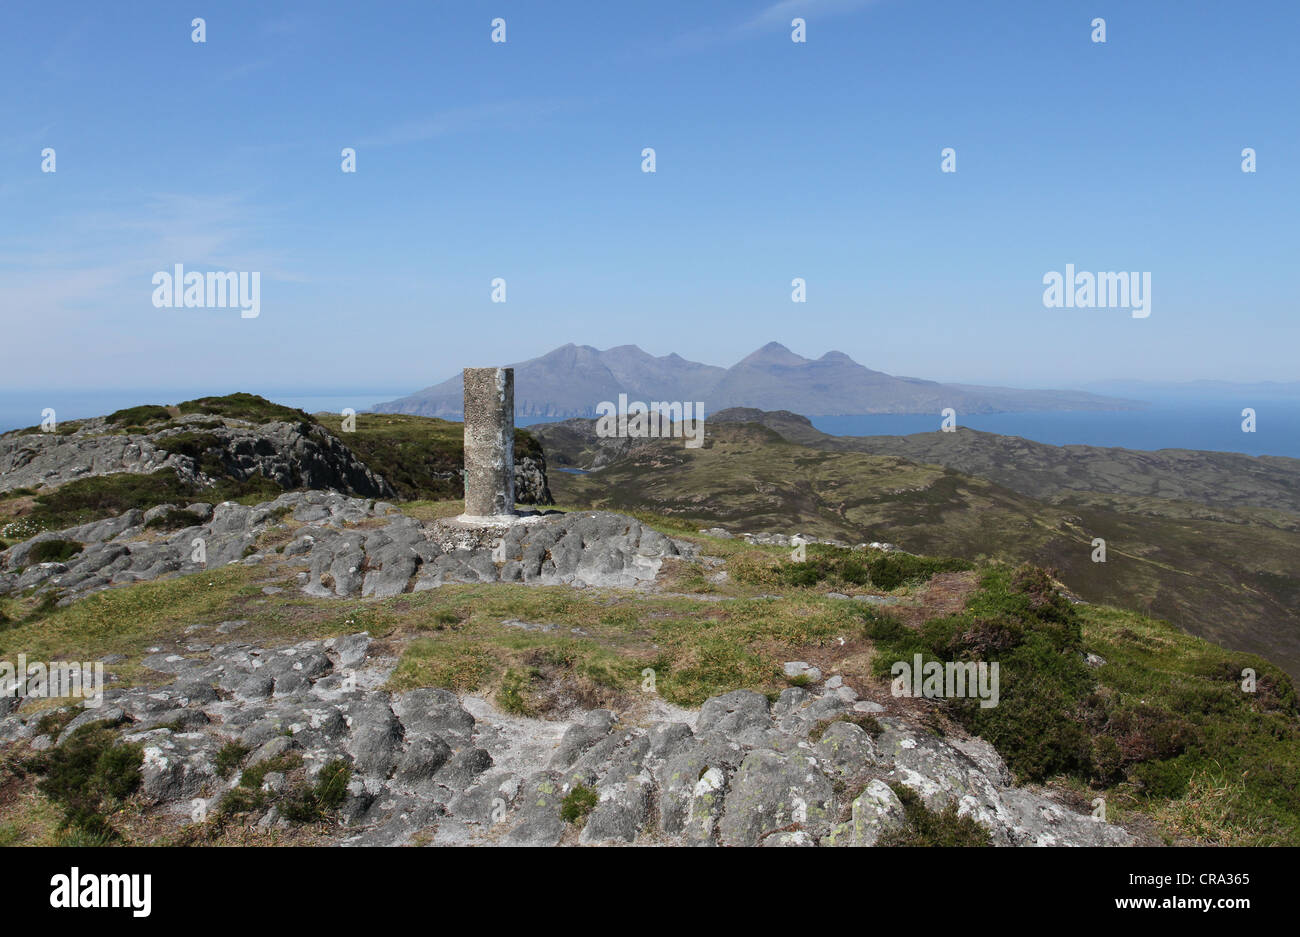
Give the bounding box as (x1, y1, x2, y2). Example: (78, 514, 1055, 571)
(736, 342, 809, 368)
(373, 342, 1138, 419)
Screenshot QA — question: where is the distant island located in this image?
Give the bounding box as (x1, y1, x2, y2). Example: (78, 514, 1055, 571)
(373, 342, 1144, 419)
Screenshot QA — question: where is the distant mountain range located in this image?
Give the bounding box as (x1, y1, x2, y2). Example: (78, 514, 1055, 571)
(373, 343, 1142, 419)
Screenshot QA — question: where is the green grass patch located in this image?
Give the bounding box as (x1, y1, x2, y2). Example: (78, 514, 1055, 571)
(865, 563, 1300, 845)
(214, 741, 251, 779)
(177, 393, 316, 426)
(560, 784, 598, 824)
(496, 667, 538, 716)
(808, 713, 882, 743)
(378, 584, 866, 708)
(387, 637, 501, 693)
(278, 759, 351, 823)
(26, 539, 84, 564)
(20, 469, 282, 533)
(27, 722, 143, 840)
(144, 508, 208, 530)
(238, 752, 302, 790)
(26, 472, 192, 530)
(105, 404, 172, 427)
(313, 411, 548, 502)
(878, 784, 992, 847)
(0, 564, 258, 669)
(731, 543, 971, 592)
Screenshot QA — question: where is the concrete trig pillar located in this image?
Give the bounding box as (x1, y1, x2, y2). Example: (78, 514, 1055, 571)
(461, 367, 516, 521)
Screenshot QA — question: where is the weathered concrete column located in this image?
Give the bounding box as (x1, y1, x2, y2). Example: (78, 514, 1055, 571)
(461, 367, 515, 520)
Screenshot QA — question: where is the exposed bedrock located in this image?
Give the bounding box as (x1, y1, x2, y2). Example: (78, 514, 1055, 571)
(0, 492, 694, 603)
(0, 414, 393, 498)
(0, 636, 1134, 848)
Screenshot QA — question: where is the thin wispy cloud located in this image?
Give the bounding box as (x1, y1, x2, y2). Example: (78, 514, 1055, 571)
(741, 0, 880, 31)
(664, 0, 880, 53)
(359, 99, 584, 148)
(217, 13, 317, 82)
(39, 18, 96, 80)
(0, 192, 288, 324)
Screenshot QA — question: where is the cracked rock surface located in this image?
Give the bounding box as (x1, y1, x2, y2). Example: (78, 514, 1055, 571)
(0, 493, 694, 603)
(0, 634, 1132, 847)
(0, 413, 393, 498)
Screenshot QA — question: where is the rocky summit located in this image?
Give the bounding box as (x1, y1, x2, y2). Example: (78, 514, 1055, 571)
(3, 396, 1294, 850)
(0, 412, 392, 498)
(0, 492, 692, 604)
(0, 628, 1131, 848)
(0, 487, 1142, 847)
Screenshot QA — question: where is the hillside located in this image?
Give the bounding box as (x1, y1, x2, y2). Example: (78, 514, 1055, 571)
(708, 408, 1300, 514)
(0, 394, 392, 539)
(374, 342, 1139, 419)
(542, 421, 1300, 680)
(1, 395, 1295, 849)
(0, 493, 1295, 847)
(312, 412, 552, 505)
(0, 397, 554, 544)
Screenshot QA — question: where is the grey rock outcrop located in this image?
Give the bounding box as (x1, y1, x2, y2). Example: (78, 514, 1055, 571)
(0, 413, 392, 498)
(513, 455, 553, 507)
(0, 492, 694, 604)
(0, 631, 1134, 848)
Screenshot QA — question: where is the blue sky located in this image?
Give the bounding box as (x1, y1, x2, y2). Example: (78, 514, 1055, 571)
(2, 0, 1296, 397)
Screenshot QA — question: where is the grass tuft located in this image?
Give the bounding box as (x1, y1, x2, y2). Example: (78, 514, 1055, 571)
(877, 784, 992, 847)
(560, 784, 599, 825)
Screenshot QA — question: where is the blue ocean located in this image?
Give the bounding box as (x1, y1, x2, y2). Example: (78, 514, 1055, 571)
(1, 390, 1295, 460)
(809, 398, 1300, 459)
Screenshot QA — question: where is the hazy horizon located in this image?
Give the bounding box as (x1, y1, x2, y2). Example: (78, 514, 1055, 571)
(4, 335, 1300, 398)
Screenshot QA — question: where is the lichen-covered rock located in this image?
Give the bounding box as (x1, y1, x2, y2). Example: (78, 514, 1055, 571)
(394, 735, 453, 784)
(549, 709, 616, 770)
(580, 770, 653, 844)
(654, 736, 744, 838)
(825, 779, 906, 847)
(514, 455, 553, 506)
(0, 413, 392, 498)
(502, 773, 568, 847)
(718, 748, 836, 846)
(813, 720, 880, 779)
(0, 626, 1134, 849)
(133, 730, 221, 805)
(0, 495, 694, 607)
(696, 690, 772, 738)
(345, 699, 404, 779)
